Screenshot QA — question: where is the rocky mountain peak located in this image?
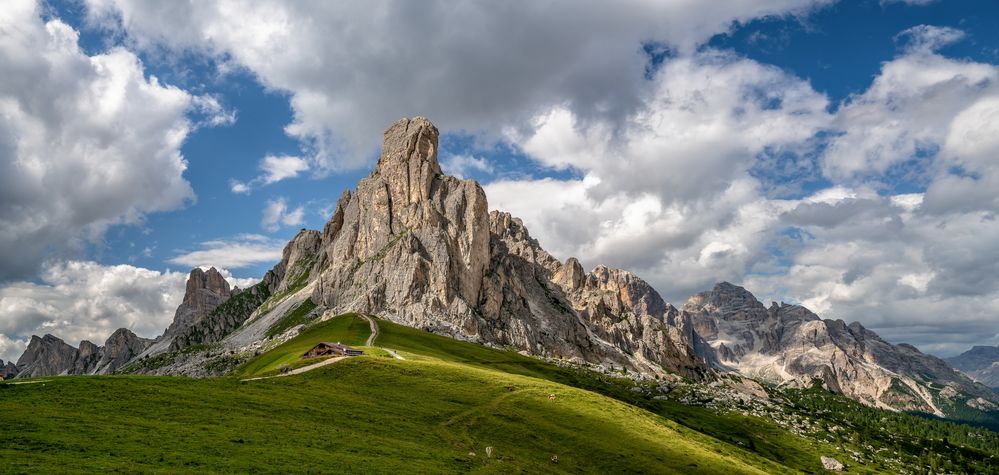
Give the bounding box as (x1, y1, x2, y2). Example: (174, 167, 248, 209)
(946, 345, 999, 388)
(683, 281, 767, 320)
(15, 334, 77, 377)
(184, 267, 230, 305)
(375, 116, 442, 177)
(155, 267, 235, 350)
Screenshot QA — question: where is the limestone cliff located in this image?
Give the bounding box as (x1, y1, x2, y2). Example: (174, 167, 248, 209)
(11, 329, 151, 378)
(292, 117, 710, 377)
(687, 282, 998, 414)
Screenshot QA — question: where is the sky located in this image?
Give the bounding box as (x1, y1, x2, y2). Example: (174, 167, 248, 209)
(1, 0, 999, 362)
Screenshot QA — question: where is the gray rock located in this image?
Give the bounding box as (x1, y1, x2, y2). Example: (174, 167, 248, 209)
(15, 334, 78, 377)
(946, 345, 999, 388)
(300, 117, 710, 377)
(0, 360, 19, 379)
(687, 282, 998, 414)
(91, 328, 153, 374)
(821, 456, 843, 471)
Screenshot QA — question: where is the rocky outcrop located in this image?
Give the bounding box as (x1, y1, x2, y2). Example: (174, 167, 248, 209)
(15, 334, 78, 377)
(167, 282, 271, 351)
(0, 360, 17, 379)
(687, 282, 998, 414)
(947, 346, 999, 389)
(263, 229, 321, 293)
(163, 268, 232, 337)
(11, 329, 153, 378)
(91, 329, 153, 374)
(289, 117, 710, 377)
(135, 267, 235, 357)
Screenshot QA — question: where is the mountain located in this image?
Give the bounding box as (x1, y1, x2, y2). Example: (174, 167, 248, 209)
(13, 330, 152, 378)
(0, 360, 16, 379)
(114, 117, 709, 379)
(947, 345, 999, 389)
(11, 117, 990, 419)
(686, 282, 998, 415)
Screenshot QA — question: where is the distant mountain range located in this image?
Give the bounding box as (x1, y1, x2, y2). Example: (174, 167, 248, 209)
(947, 346, 999, 390)
(9, 117, 998, 423)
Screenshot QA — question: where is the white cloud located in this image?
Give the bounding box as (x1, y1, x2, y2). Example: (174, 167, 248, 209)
(168, 234, 285, 269)
(260, 155, 309, 184)
(0, 0, 229, 281)
(487, 49, 829, 299)
(0, 334, 27, 366)
(441, 154, 493, 179)
(0, 261, 188, 361)
(823, 26, 997, 182)
(0, 260, 258, 362)
(229, 180, 251, 194)
(86, 0, 835, 172)
(261, 197, 305, 232)
(228, 155, 310, 194)
(896, 24, 964, 54)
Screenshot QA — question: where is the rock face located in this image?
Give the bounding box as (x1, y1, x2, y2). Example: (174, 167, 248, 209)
(291, 117, 710, 376)
(264, 229, 321, 293)
(0, 360, 17, 379)
(821, 456, 844, 471)
(687, 282, 998, 414)
(15, 334, 78, 377)
(11, 330, 153, 378)
(166, 282, 270, 352)
(947, 346, 999, 389)
(135, 267, 235, 357)
(92, 328, 154, 374)
(164, 268, 232, 337)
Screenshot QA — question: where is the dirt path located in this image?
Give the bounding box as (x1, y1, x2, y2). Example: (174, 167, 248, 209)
(242, 315, 393, 382)
(360, 314, 378, 346)
(241, 356, 346, 382)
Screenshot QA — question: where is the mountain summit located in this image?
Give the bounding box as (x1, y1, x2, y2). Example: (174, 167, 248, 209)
(272, 117, 710, 378)
(687, 282, 998, 414)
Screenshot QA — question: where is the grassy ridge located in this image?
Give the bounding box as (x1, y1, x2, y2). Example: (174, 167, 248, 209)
(236, 313, 371, 377)
(0, 359, 791, 473)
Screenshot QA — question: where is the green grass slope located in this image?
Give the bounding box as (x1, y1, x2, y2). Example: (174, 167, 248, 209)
(1, 361, 793, 473)
(0, 314, 805, 474)
(236, 313, 372, 377)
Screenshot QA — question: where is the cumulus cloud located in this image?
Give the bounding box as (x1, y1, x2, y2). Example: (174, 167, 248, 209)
(230, 155, 310, 194)
(0, 260, 257, 362)
(441, 154, 493, 179)
(895, 24, 964, 54)
(85, 0, 834, 172)
(488, 49, 830, 299)
(0, 261, 186, 362)
(168, 234, 285, 269)
(485, 29, 999, 355)
(0, 1, 230, 281)
(261, 198, 305, 232)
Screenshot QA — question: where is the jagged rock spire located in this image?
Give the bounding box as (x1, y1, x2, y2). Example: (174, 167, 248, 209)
(374, 117, 443, 208)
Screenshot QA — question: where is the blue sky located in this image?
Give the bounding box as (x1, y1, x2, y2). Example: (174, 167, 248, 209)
(2, 0, 999, 361)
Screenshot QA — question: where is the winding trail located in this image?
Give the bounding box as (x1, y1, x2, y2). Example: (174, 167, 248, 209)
(241, 356, 347, 382)
(361, 314, 378, 346)
(242, 314, 395, 382)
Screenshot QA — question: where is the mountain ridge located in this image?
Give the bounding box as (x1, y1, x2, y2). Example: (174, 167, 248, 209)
(8, 117, 997, 423)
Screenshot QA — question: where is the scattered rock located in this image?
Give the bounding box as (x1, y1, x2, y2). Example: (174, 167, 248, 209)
(821, 456, 843, 471)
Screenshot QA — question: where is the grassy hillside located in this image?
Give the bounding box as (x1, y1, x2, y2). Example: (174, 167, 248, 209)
(0, 350, 792, 473)
(6, 313, 996, 473)
(236, 312, 371, 377)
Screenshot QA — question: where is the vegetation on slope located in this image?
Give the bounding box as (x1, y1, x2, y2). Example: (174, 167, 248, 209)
(6, 313, 999, 474)
(236, 313, 372, 378)
(1, 359, 789, 473)
(265, 299, 318, 338)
